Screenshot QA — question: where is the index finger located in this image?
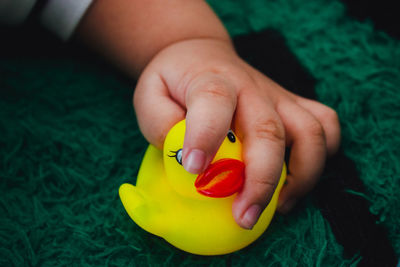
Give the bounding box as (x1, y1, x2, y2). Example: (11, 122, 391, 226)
(183, 73, 237, 174)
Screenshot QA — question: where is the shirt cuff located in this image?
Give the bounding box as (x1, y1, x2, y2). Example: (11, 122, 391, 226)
(40, 0, 93, 41)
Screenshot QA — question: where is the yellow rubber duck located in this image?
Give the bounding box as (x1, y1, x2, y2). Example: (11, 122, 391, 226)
(119, 120, 286, 255)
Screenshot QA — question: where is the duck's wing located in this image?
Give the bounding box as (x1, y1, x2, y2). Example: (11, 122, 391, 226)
(119, 183, 166, 237)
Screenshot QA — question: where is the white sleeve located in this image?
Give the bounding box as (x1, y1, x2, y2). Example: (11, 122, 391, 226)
(40, 0, 94, 40)
(0, 0, 36, 25)
(0, 0, 93, 41)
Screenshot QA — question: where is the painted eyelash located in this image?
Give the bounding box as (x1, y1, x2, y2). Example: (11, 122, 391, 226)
(168, 150, 180, 157)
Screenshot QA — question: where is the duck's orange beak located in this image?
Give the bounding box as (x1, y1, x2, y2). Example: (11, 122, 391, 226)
(195, 159, 245, 198)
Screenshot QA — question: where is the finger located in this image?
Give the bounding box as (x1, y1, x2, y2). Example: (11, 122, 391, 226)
(276, 101, 327, 213)
(134, 71, 185, 149)
(183, 74, 237, 174)
(295, 97, 341, 156)
(232, 92, 285, 229)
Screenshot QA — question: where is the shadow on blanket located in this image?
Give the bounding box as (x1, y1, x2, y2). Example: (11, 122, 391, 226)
(233, 29, 397, 267)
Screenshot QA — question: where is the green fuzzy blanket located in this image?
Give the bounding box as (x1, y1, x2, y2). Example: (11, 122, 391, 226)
(1, 0, 399, 266)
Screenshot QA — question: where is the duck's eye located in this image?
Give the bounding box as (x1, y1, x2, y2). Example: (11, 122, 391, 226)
(227, 130, 236, 143)
(168, 149, 183, 165)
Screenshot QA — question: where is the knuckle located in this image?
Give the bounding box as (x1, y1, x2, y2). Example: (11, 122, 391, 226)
(198, 123, 220, 140)
(200, 80, 234, 100)
(208, 65, 230, 75)
(306, 120, 325, 140)
(253, 176, 277, 189)
(254, 119, 285, 143)
(249, 175, 278, 202)
(189, 121, 223, 150)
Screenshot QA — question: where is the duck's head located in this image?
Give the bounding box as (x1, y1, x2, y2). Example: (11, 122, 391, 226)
(163, 120, 244, 200)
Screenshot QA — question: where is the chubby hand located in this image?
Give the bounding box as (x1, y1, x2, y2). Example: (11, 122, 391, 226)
(134, 38, 341, 229)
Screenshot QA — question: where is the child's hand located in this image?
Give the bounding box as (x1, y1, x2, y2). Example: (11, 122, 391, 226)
(76, 0, 340, 229)
(134, 38, 341, 229)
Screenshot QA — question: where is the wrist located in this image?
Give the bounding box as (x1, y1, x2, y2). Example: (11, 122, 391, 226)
(75, 0, 231, 78)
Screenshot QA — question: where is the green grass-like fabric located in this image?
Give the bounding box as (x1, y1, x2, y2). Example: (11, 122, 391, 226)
(207, 0, 400, 255)
(1, 0, 399, 265)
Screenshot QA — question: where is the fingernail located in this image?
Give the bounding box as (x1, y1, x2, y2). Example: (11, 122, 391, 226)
(241, 204, 262, 229)
(279, 198, 297, 214)
(184, 149, 206, 174)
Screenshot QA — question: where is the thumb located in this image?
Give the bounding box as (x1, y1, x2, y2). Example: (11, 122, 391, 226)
(134, 71, 185, 149)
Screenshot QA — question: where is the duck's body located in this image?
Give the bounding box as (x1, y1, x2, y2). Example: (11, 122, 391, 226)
(119, 120, 286, 255)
